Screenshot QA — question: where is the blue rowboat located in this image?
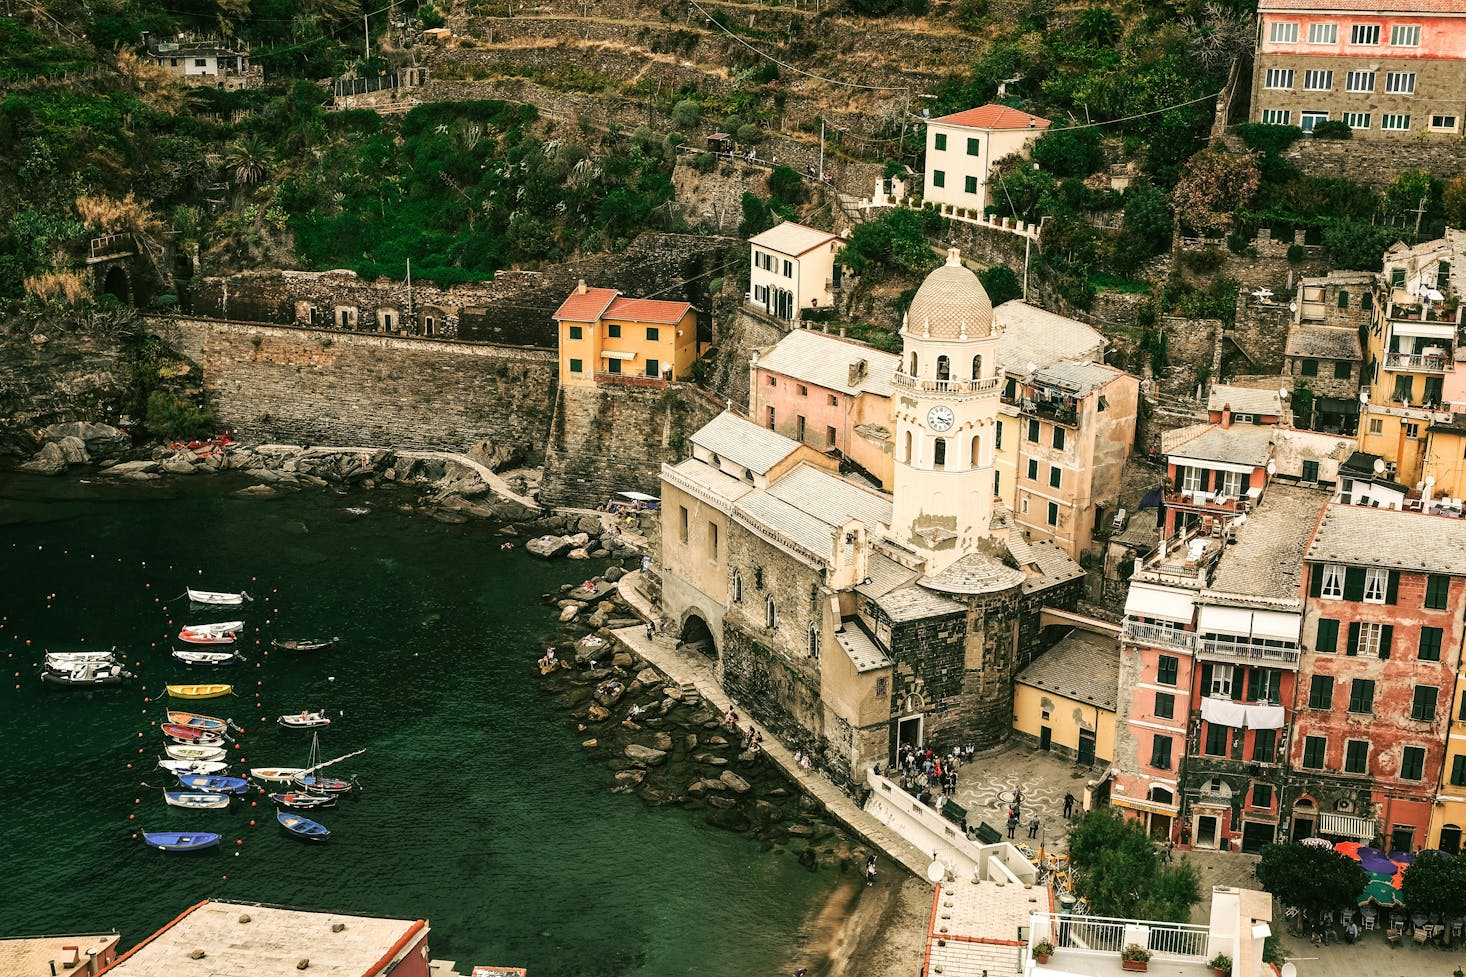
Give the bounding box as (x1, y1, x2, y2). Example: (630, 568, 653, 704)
(277, 810, 330, 842)
(177, 773, 249, 795)
(293, 774, 354, 794)
(142, 830, 221, 852)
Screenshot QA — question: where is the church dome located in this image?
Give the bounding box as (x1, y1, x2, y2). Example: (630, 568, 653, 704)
(904, 247, 994, 341)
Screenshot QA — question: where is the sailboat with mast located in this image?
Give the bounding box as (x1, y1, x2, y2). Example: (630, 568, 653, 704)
(281, 732, 364, 795)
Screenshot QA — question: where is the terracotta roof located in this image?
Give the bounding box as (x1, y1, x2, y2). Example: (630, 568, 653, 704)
(930, 104, 1051, 131)
(553, 286, 618, 322)
(748, 221, 842, 257)
(604, 296, 693, 325)
(1259, 0, 1466, 12)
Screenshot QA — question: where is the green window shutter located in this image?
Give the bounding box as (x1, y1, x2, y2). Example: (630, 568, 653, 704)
(1344, 567, 1366, 601)
(1316, 618, 1338, 652)
(1309, 565, 1323, 598)
(1200, 663, 1213, 695)
(1347, 621, 1361, 655)
(1380, 624, 1393, 659)
(1200, 469, 1212, 492)
(1386, 570, 1400, 605)
(1453, 755, 1466, 786)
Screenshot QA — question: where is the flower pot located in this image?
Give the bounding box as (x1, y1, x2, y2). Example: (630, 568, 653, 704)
(1121, 961, 1148, 972)
(1035, 953, 1051, 964)
(1212, 969, 1227, 977)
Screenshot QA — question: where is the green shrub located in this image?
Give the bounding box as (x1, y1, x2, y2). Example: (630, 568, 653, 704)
(144, 391, 217, 441)
(1286, 243, 1306, 264)
(1310, 120, 1352, 140)
(978, 265, 1022, 306)
(671, 99, 701, 130)
(1180, 247, 1225, 273)
(768, 165, 805, 206)
(419, 4, 445, 28)
(1234, 123, 1304, 156)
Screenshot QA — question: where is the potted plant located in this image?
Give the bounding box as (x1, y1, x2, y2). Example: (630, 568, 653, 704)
(1209, 952, 1232, 977)
(1120, 944, 1152, 972)
(1033, 938, 1055, 964)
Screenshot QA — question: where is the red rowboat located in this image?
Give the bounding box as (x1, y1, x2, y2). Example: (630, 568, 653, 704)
(178, 628, 237, 645)
(163, 723, 227, 744)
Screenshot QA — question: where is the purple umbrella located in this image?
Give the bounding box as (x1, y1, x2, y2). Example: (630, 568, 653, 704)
(1360, 846, 1387, 858)
(1389, 851, 1415, 865)
(1361, 853, 1398, 874)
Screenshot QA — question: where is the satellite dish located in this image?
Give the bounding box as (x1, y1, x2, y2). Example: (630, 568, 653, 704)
(926, 859, 946, 883)
(1360, 391, 1370, 405)
(1280, 964, 1297, 977)
(1288, 302, 1298, 312)
(1266, 459, 1277, 476)
(1027, 361, 1038, 374)
(1279, 386, 1290, 400)
(1374, 458, 1387, 475)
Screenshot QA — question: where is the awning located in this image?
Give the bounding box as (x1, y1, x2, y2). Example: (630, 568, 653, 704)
(602, 350, 636, 360)
(1393, 321, 1454, 340)
(1251, 610, 1302, 643)
(617, 491, 659, 502)
(1318, 813, 1375, 840)
(1198, 606, 1253, 635)
(1125, 582, 1196, 624)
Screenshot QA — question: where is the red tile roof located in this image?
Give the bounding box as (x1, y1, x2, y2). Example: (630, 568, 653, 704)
(1260, 0, 1466, 10)
(930, 104, 1051, 131)
(553, 286, 618, 322)
(604, 296, 693, 324)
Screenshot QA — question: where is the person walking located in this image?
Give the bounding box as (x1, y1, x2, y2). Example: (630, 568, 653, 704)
(1063, 792, 1076, 818)
(1007, 813, 1019, 839)
(1028, 817, 1040, 839)
(865, 854, 877, 886)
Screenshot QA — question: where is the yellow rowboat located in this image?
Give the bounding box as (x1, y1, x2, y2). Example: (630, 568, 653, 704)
(166, 684, 233, 700)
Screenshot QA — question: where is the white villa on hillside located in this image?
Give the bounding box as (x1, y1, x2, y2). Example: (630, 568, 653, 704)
(923, 104, 1050, 212)
(747, 221, 843, 321)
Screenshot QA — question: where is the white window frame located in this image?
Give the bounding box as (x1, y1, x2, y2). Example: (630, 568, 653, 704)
(1265, 68, 1294, 90)
(1350, 23, 1380, 45)
(1308, 22, 1337, 44)
(1358, 621, 1384, 657)
(1261, 109, 1292, 125)
(1430, 115, 1459, 132)
(1363, 567, 1388, 603)
(1346, 70, 1375, 93)
(1211, 663, 1235, 698)
(1386, 72, 1416, 94)
(1270, 21, 1299, 43)
(766, 596, 777, 630)
(1219, 470, 1242, 498)
(1343, 112, 1370, 130)
(1303, 69, 1333, 91)
(1381, 113, 1412, 131)
(1390, 24, 1421, 46)
(1321, 563, 1345, 600)
(1301, 111, 1329, 132)
(1183, 466, 1203, 492)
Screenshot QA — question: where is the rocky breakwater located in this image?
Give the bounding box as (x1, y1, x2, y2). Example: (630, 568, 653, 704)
(16, 422, 132, 474)
(533, 570, 866, 872)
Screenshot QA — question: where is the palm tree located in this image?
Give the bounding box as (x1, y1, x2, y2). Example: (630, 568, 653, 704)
(1074, 5, 1121, 48)
(225, 137, 271, 187)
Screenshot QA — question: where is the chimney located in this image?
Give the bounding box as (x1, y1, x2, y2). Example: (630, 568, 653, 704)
(1221, 403, 1233, 429)
(575, 279, 587, 295)
(848, 359, 867, 386)
(946, 246, 961, 267)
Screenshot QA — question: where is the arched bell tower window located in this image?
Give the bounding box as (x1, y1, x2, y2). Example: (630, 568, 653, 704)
(903, 431, 913, 463)
(934, 438, 947, 470)
(970, 435, 981, 469)
(909, 351, 919, 377)
(936, 355, 951, 381)
(972, 354, 982, 380)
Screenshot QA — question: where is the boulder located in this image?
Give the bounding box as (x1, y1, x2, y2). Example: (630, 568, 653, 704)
(684, 733, 699, 752)
(611, 651, 633, 668)
(558, 605, 580, 623)
(635, 667, 662, 687)
(613, 769, 645, 790)
(692, 753, 729, 767)
(589, 548, 609, 559)
(587, 704, 610, 722)
(566, 548, 590, 560)
(19, 442, 69, 474)
(649, 732, 674, 751)
(624, 744, 668, 766)
(581, 739, 598, 748)
(235, 485, 280, 499)
(525, 535, 573, 559)
(567, 532, 592, 547)
(719, 770, 752, 794)
(160, 455, 199, 475)
(604, 566, 627, 583)
(706, 795, 738, 810)
(787, 823, 815, 838)
(101, 460, 159, 477)
(430, 510, 469, 524)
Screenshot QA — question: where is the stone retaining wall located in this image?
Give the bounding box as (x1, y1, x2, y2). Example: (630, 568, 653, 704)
(1282, 135, 1466, 186)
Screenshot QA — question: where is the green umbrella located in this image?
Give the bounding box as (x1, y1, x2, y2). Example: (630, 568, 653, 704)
(1359, 880, 1398, 906)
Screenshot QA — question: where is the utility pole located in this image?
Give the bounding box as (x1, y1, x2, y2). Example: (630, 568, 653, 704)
(363, 12, 370, 61)
(1413, 194, 1429, 240)
(406, 258, 413, 328)
(1023, 235, 1031, 302)
(818, 119, 825, 182)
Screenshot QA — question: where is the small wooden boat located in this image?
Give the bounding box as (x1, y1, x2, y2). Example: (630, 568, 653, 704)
(164, 790, 231, 810)
(173, 648, 245, 666)
(164, 744, 227, 762)
(272, 637, 339, 652)
(187, 588, 251, 605)
(44, 649, 120, 664)
(278, 711, 331, 730)
(184, 621, 244, 635)
(293, 774, 355, 794)
(142, 830, 221, 851)
(158, 758, 230, 776)
(178, 628, 237, 646)
(162, 723, 227, 745)
(167, 683, 233, 699)
(249, 767, 305, 783)
(277, 810, 330, 843)
(41, 662, 132, 687)
(270, 791, 338, 811)
(166, 711, 234, 732)
(177, 773, 250, 795)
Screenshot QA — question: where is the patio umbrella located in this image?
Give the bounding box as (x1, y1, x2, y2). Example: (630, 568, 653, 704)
(1361, 880, 1399, 906)
(1301, 837, 1333, 849)
(1335, 841, 1362, 859)
(1360, 846, 1387, 859)
(1389, 851, 1416, 864)
(1361, 853, 1399, 875)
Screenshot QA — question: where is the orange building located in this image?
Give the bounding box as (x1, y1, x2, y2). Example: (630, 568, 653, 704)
(553, 281, 700, 388)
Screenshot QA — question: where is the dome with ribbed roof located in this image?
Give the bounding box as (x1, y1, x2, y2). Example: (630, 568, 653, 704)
(903, 247, 994, 341)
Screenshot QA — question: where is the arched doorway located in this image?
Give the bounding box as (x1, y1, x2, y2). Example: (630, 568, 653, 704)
(679, 612, 717, 661)
(102, 266, 130, 303)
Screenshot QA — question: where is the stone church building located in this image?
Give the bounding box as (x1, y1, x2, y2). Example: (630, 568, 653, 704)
(658, 251, 1085, 782)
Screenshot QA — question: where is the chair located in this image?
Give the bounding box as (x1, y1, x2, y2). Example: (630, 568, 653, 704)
(1363, 914, 1376, 931)
(1414, 928, 1430, 945)
(1386, 928, 1402, 947)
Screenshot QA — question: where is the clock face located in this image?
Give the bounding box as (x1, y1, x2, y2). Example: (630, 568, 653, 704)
(926, 406, 955, 432)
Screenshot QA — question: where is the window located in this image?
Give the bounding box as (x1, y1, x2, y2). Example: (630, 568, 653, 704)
(1382, 113, 1412, 131)
(1413, 686, 1439, 721)
(1302, 459, 1321, 482)
(1392, 267, 1407, 287)
(645, 327, 660, 342)
(1158, 655, 1179, 686)
(767, 406, 776, 429)
(1363, 567, 1388, 603)
(1027, 459, 1039, 480)
(1362, 292, 1373, 311)
(1453, 756, 1466, 787)
(1155, 692, 1175, 720)
(1049, 466, 1062, 489)
(1304, 69, 1334, 90)
(1385, 72, 1415, 94)
(1303, 735, 1327, 769)
(678, 505, 689, 544)
(1348, 678, 1375, 714)
(1047, 501, 1059, 526)
(995, 422, 1003, 450)
(569, 358, 583, 373)
(797, 384, 807, 397)
(1308, 675, 1334, 709)
(732, 569, 742, 603)
(1420, 626, 1444, 662)
(1308, 22, 1337, 43)
(1300, 358, 1319, 377)
(568, 325, 583, 340)
(1344, 740, 1369, 774)
(808, 625, 820, 659)
(607, 324, 621, 338)
(1426, 574, 1451, 610)
(1252, 729, 1278, 763)
(1301, 111, 1328, 132)
(934, 438, 947, 469)
(1316, 617, 1339, 653)
(1027, 418, 1040, 442)
(1431, 115, 1460, 132)
(1151, 735, 1173, 770)
(826, 425, 837, 448)
(1369, 417, 1384, 436)
(1319, 563, 1344, 599)
(1252, 784, 1275, 809)
(1350, 23, 1380, 45)
(645, 358, 660, 379)
(1265, 68, 1294, 90)
(828, 394, 838, 406)
(1333, 360, 1352, 379)
(1053, 427, 1066, 450)
(964, 175, 978, 194)
(1390, 24, 1421, 46)
(1343, 112, 1371, 130)
(1351, 621, 1390, 658)
(1205, 723, 1230, 757)
(1261, 109, 1292, 125)
(1270, 21, 1299, 43)
(967, 136, 981, 156)
(1210, 663, 1235, 698)
(1219, 470, 1242, 498)
(782, 260, 792, 277)
(1346, 70, 1375, 92)
(1403, 422, 1420, 439)
(933, 170, 945, 188)
(934, 132, 947, 151)
(194, 58, 208, 67)
(765, 596, 777, 630)
(1441, 262, 1453, 291)
(1183, 466, 1203, 492)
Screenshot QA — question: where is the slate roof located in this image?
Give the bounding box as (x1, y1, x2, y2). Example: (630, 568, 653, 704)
(1033, 359, 1122, 395)
(875, 584, 967, 622)
(1208, 384, 1285, 416)
(1306, 504, 1466, 575)
(553, 286, 618, 322)
(748, 221, 842, 257)
(734, 464, 893, 565)
(1023, 539, 1086, 592)
(1286, 325, 1363, 361)
(856, 552, 920, 599)
(1207, 485, 1328, 602)
(836, 623, 892, 673)
(755, 329, 900, 397)
(921, 552, 1026, 595)
(1015, 630, 1120, 711)
(664, 457, 753, 507)
(1163, 423, 1275, 467)
(994, 301, 1105, 374)
(689, 412, 801, 475)
(931, 104, 1052, 130)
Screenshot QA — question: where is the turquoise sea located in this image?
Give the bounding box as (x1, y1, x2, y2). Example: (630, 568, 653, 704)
(0, 473, 837, 975)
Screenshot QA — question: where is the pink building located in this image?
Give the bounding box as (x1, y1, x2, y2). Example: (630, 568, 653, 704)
(1160, 419, 1274, 540)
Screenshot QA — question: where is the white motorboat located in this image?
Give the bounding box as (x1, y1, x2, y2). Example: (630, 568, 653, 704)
(172, 648, 244, 666)
(164, 744, 227, 762)
(278, 711, 332, 730)
(187, 588, 250, 605)
(45, 649, 120, 664)
(41, 661, 131, 687)
(158, 759, 230, 776)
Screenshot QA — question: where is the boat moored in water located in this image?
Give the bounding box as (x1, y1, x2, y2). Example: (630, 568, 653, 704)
(166, 711, 234, 731)
(142, 830, 222, 851)
(249, 767, 305, 783)
(164, 743, 227, 762)
(278, 710, 331, 729)
(41, 661, 132, 687)
(183, 621, 244, 635)
(277, 810, 330, 842)
(176, 773, 249, 795)
(157, 758, 230, 776)
(163, 790, 232, 810)
(162, 723, 228, 745)
(187, 588, 251, 606)
(271, 637, 339, 652)
(177, 628, 237, 646)
(166, 683, 233, 699)
(269, 791, 338, 810)
(172, 648, 245, 666)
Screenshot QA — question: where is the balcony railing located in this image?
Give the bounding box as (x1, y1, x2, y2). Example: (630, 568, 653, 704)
(1198, 635, 1301, 667)
(595, 371, 667, 389)
(1030, 912, 1210, 959)
(891, 371, 1002, 397)
(1385, 351, 1451, 373)
(1121, 620, 1197, 653)
(1162, 488, 1248, 512)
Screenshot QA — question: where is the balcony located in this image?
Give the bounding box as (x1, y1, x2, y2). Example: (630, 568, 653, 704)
(1385, 350, 1451, 373)
(1121, 620, 1198, 653)
(87, 233, 136, 263)
(891, 371, 1001, 398)
(1198, 636, 1301, 667)
(1161, 488, 1250, 515)
(1029, 913, 1212, 977)
(1387, 300, 1462, 326)
(595, 371, 667, 389)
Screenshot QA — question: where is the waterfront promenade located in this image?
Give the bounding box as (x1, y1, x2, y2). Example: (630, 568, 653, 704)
(612, 572, 933, 880)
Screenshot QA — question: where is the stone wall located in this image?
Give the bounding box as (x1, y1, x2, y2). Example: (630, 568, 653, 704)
(539, 381, 723, 507)
(1280, 131, 1466, 187)
(705, 307, 787, 411)
(1226, 295, 1294, 378)
(166, 317, 558, 460)
(0, 328, 128, 457)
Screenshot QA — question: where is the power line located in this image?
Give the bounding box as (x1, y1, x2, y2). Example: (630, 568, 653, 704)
(908, 90, 1222, 134)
